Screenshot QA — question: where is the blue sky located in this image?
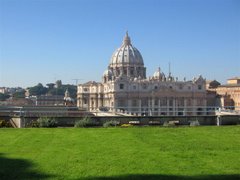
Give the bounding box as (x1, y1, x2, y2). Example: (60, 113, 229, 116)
(0, 0, 239, 88)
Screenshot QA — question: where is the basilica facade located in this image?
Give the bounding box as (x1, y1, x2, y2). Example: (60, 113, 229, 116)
(77, 33, 207, 116)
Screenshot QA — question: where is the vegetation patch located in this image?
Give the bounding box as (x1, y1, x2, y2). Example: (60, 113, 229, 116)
(74, 116, 99, 127)
(103, 120, 120, 127)
(0, 120, 12, 128)
(37, 117, 57, 128)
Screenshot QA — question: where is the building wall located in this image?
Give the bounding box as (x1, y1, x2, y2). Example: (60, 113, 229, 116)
(77, 33, 207, 116)
(206, 78, 240, 111)
(78, 76, 207, 116)
(216, 86, 240, 110)
(227, 79, 240, 85)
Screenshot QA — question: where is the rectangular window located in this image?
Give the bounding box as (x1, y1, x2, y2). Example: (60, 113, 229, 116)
(120, 84, 124, 90)
(132, 100, 137, 107)
(179, 84, 183, 90)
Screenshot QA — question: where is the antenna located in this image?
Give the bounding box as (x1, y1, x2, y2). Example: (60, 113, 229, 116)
(168, 62, 171, 76)
(72, 79, 83, 86)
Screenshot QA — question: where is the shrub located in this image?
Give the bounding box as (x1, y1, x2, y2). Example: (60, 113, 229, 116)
(121, 124, 133, 127)
(0, 120, 12, 128)
(0, 120, 6, 128)
(103, 120, 119, 128)
(37, 117, 57, 128)
(163, 121, 169, 127)
(189, 120, 200, 126)
(74, 117, 99, 128)
(26, 120, 40, 128)
(163, 121, 175, 127)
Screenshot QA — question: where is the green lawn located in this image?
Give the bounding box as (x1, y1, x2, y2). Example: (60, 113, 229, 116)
(0, 126, 240, 180)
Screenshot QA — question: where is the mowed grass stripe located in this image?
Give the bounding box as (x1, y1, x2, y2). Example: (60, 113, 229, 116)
(0, 126, 239, 179)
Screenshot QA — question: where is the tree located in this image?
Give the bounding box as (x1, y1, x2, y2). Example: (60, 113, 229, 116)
(47, 88, 65, 96)
(55, 80, 62, 88)
(62, 85, 77, 99)
(12, 91, 25, 99)
(28, 83, 47, 96)
(47, 84, 77, 98)
(0, 93, 10, 101)
(46, 83, 55, 89)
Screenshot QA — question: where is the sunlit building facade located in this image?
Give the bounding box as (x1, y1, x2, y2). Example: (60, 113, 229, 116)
(77, 33, 207, 115)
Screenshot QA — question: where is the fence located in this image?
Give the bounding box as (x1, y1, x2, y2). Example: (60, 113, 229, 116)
(0, 105, 239, 118)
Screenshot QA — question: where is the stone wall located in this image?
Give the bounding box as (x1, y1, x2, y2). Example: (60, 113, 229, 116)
(2, 115, 239, 128)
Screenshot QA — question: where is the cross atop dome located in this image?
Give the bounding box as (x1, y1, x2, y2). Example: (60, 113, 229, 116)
(123, 31, 131, 45)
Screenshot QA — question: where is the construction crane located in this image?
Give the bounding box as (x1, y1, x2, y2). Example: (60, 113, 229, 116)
(72, 79, 83, 86)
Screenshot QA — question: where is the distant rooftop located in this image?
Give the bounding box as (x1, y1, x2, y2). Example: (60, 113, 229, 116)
(219, 84, 240, 87)
(227, 77, 240, 80)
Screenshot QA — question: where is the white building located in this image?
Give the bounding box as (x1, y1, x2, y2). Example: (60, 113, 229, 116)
(77, 32, 207, 116)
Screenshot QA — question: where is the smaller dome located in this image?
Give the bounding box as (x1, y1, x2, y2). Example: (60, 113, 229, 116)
(153, 67, 165, 78)
(103, 69, 113, 76)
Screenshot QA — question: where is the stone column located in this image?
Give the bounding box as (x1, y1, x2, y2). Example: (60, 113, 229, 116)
(158, 99, 161, 116)
(173, 99, 176, 116)
(113, 99, 117, 112)
(167, 98, 170, 116)
(184, 98, 187, 116)
(138, 99, 142, 116)
(152, 98, 155, 115)
(89, 98, 93, 111)
(127, 99, 131, 114)
(77, 98, 80, 107)
(175, 99, 178, 116)
(192, 99, 197, 115)
(127, 67, 130, 77)
(148, 98, 151, 116)
(98, 96, 102, 108)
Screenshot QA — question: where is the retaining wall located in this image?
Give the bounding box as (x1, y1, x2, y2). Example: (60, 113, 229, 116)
(1, 115, 239, 128)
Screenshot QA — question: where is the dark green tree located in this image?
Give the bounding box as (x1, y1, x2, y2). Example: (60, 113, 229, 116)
(47, 88, 65, 96)
(47, 84, 77, 98)
(62, 85, 77, 98)
(0, 93, 10, 101)
(28, 83, 47, 96)
(12, 91, 25, 99)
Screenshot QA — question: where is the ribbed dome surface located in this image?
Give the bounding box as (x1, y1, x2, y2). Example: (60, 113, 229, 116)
(103, 69, 112, 76)
(109, 32, 144, 67)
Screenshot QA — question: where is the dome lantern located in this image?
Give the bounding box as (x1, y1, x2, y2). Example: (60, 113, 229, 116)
(123, 31, 131, 45)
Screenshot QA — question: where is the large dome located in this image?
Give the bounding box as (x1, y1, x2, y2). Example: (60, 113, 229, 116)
(105, 32, 146, 80)
(109, 32, 144, 66)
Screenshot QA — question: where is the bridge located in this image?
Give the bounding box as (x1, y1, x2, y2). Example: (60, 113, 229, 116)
(0, 106, 92, 117)
(0, 106, 239, 128)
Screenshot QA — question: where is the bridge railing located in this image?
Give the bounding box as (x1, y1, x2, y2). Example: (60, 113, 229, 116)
(0, 106, 92, 117)
(90, 106, 240, 116)
(0, 106, 239, 117)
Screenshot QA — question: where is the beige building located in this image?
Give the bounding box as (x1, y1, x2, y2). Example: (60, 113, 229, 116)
(216, 77, 240, 110)
(77, 33, 207, 116)
(206, 77, 240, 111)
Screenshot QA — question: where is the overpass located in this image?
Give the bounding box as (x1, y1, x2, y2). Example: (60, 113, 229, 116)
(0, 106, 239, 128)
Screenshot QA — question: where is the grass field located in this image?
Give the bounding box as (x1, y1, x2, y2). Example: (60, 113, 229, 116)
(0, 126, 240, 180)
